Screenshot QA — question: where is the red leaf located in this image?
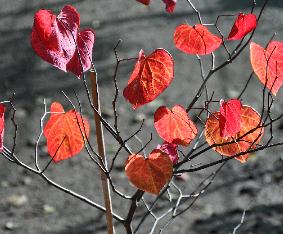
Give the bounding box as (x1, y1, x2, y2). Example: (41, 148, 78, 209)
(174, 24, 222, 55)
(227, 13, 257, 40)
(157, 142, 179, 164)
(154, 105, 197, 146)
(66, 29, 95, 78)
(125, 149, 173, 195)
(136, 0, 150, 5)
(162, 0, 177, 13)
(250, 41, 283, 95)
(205, 105, 264, 163)
(123, 49, 174, 109)
(0, 104, 6, 152)
(219, 99, 242, 138)
(31, 5, 95, 78)
(43, 102, 90, 162)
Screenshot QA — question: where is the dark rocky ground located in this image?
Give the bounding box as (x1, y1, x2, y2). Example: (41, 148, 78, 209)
(0, 0, 283, 233)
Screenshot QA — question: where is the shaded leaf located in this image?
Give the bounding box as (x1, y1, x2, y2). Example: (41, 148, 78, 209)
(125, 149, 173, 195)
(154, 105, 197, 146)
(162, 0, 177, 13)
(157, 142, 179, 164)
(136, 0, 150, 5)
(174, 24, 222, 55)
(123, 49, 174, 109)
(43, 102, 90, 162)
(227, 13, 257, 40)
(205, 105, 264, 163)
(219, 99, 242, 137)
(250, 41, 283, 95)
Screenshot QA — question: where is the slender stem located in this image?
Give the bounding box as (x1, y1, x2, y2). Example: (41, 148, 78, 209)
(89, 70, 115, 234)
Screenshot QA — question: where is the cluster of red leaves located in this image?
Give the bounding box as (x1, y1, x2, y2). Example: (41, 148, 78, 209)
(31, 5, 95, 78)
(27, 4, 276, 196)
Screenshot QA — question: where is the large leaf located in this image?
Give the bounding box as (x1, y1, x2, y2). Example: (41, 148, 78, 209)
(219, 99, 242, 138)
(43, 102, 90, 162)
(123, 49, 174, 109)
(0, 104, 5, 152)
(174, 24, 222, 55)
(205, 105, 264, 163)
(31, 5, 95, 78)
(250, 41, 283, 95)
(154, 105, 197, 146)
(227, 13, 257, 40)
(125, 149, 173, 195)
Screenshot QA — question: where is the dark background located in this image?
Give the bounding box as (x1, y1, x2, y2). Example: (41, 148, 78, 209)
(0, 0, 282, 233)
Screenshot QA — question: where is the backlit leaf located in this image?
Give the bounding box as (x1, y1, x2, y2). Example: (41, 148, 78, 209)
(227, 13, 257, 40)
(0, 104, 6, 152)
(154, 105, 197, 146)
(174, 24, 222, 55)
(205, 105, 264, 163)
(219, 99, 242, 137)
(123, 49, 174, 109)
(43, 102, 90, 162)
(31, 5, 95, 78)
(125, 149, 173, 195)
(250, 41, 283, 95)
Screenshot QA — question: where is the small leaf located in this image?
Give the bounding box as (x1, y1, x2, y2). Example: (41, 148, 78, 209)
(123, 49, 174, 109)
(250, 41, 283, 95)
(125, 149, 173, 195)
(174, 24, 222, 55)
(219, 99, 242, 137)
(136, 0, 150, 5)
(205, 105, 264, 163)
(0, 104, 6, 152)
(43, 102, 90, 162)
(227, 13, 257, 40)
(162, 0, 177, 13)
(154, 105, 197, 146)
(157, 142, 179, 164)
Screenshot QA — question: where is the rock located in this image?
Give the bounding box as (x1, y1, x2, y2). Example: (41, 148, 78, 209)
(43, 204, 56, 214)
(7, 194, 28, 207)
(5, 221, 18, 231)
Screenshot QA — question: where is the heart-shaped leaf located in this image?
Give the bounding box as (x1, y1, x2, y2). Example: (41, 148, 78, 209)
(31, 5, 95, 78)
(205, 105, 264, 163)
(174, 24, 222, 55)
(154, 105, 197, 146)
(157, 142, 179, 164)
(0, 104, 6, 152)
(125, 149, 173, 195)
(250, 41, 283, 95)
(219, 99, 242, 137)
(227, 13, 257, 40)
(123, 49, 174, 109)
(43, 102, 90, 163)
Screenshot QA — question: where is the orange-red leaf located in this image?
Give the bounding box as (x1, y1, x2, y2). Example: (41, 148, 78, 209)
(227, 13, 257, 40)
(250, 41, 283, 95)
(0, 104, 6, 152)
(43, 102, 90, 162)
(125, 149, 173, 195)
(123, 49, 174, 109)
(205, 105, 264, 163)
(174, 24, 222, 55)
(219, 99, 242, 138)
(154, 105, 197, 146)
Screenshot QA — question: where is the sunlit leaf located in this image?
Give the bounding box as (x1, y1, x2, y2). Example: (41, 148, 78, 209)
(43, 102, 90, 162)
(205, 105, 264, 163)
(154, 105, 197, 146)
(157, 142, 179, 164)
(123, 49, 174, 109)
(125, 149, 173, 195)
(174, 24, 222, 55)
